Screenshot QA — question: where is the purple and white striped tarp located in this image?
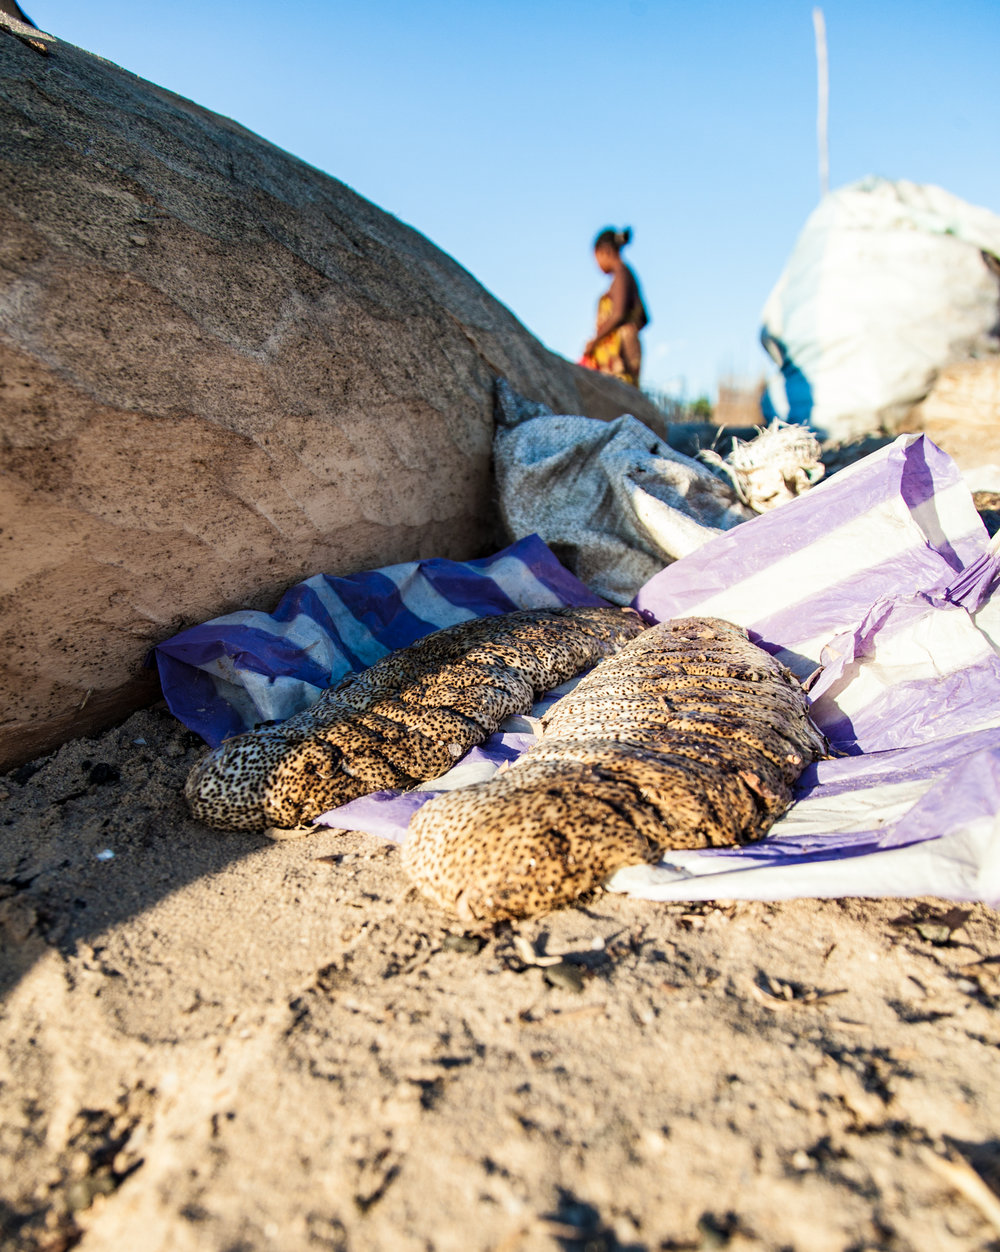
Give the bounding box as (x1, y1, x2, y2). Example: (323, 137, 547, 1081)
(155, 434, 1000, 906)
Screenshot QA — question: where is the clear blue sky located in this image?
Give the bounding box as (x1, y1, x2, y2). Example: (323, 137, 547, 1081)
(27, 0, 1000, 400)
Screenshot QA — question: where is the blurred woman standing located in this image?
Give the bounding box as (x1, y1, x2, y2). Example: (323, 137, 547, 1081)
(581, 227, 650, 387)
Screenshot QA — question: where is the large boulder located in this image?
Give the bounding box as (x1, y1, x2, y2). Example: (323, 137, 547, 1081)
(0, 29, 666, 770)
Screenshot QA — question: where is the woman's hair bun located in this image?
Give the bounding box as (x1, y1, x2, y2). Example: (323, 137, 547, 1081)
(594, 226, 633, 251)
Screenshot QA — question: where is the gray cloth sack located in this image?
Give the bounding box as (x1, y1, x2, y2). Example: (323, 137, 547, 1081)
(495, 381, 751, 604)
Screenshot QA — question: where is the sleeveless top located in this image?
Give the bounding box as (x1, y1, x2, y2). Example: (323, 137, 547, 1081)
(620, 265, 649, 331)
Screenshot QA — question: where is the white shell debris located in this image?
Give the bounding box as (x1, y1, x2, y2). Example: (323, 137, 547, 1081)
(701, 420, 824, 512)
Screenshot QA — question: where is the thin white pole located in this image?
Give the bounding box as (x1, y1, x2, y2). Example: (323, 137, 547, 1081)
(813, 7, 830, 199)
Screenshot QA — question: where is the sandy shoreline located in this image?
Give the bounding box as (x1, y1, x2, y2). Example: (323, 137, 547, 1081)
(2, 702, 999, 1251)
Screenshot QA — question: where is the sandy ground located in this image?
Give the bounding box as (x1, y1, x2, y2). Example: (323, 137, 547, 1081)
(2, 704, 1000, 1252)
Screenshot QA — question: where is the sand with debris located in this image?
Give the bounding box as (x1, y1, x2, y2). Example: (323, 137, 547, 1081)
(2, 704, 999, 1252)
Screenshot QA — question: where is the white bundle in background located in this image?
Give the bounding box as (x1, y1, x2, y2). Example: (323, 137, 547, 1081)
(761, 176, 1000, 441)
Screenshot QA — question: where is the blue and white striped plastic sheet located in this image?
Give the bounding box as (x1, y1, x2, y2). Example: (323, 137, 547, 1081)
(155, 534, 605, 750)
(154, 434, 1000, 906)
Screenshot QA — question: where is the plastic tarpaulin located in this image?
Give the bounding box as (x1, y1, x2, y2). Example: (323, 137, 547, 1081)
(154, 533, 605, 750)
(154, 434, 1000, 907)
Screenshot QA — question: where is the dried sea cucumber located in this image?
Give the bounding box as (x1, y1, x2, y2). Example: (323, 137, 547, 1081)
(184, 606, 646, 832)
(403, 616, 826, 921)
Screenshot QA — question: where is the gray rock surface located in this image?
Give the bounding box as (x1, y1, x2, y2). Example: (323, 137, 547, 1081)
(0, 30, 666, 770)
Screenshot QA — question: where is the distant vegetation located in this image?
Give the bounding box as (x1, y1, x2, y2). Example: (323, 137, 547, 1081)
(642, 389, 715, 423)
(643, 378, 766, 429)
